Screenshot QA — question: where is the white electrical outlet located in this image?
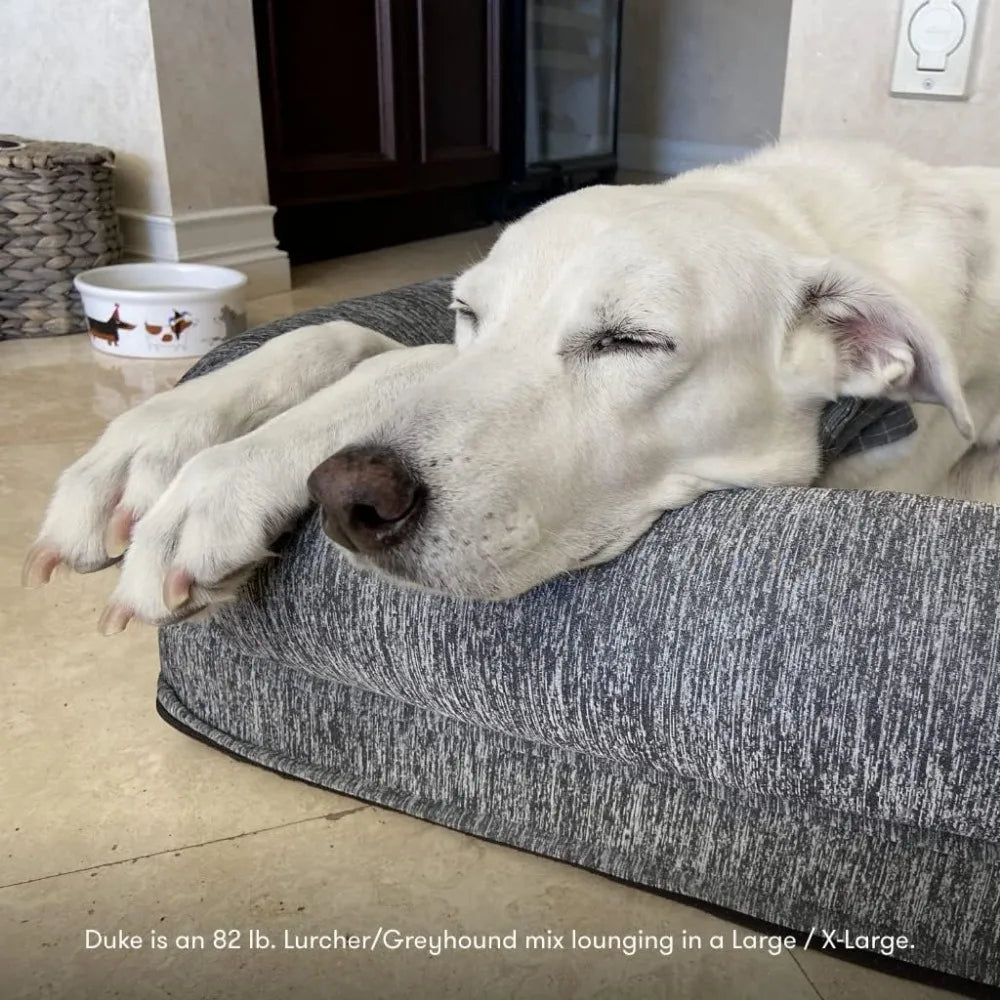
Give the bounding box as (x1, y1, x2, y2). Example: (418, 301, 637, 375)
(890, 0, 983, 99)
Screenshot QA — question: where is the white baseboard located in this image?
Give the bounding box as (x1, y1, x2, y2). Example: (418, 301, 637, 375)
(618, 135, 756, 177)
(118, 204, 291, 298)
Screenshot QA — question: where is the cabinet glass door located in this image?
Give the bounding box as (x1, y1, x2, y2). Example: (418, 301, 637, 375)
(525, 0, 620, 166)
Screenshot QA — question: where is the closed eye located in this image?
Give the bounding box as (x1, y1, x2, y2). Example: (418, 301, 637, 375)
(449, 299, 479, 327)
(578, 327, 676, 357)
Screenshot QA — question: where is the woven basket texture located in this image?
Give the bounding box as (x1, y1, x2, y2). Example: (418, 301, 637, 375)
(0, 134, 122, 339)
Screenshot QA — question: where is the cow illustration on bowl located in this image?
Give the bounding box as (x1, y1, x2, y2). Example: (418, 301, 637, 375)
(144, 310, 195, 343)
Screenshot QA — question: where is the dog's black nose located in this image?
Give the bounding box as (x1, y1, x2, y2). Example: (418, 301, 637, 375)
(307, 445, 425, 553)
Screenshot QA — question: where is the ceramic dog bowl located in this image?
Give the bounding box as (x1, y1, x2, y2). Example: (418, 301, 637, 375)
(74, 262, 248, 359)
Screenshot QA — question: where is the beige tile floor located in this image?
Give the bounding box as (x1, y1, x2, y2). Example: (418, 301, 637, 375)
(0, 229, 969, 1000)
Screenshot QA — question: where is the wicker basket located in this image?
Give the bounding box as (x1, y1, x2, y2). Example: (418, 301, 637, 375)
(0, 135, 122, 339)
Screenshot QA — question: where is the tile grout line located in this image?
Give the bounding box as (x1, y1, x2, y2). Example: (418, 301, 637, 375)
(790, 950, 828, 1000)
(1, 805, 369, 891)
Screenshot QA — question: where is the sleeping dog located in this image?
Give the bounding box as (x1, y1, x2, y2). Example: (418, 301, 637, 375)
(22, 141, 1000, 630)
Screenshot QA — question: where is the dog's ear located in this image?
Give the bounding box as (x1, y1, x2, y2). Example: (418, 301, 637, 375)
(798, 260, 974, 438)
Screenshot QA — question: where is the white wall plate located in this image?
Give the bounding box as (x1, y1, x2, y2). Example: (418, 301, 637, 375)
(890, 0, 984, 99)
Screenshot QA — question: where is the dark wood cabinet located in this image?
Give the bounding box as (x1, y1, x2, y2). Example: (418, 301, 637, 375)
(253, 0, 503, 259)
(414, 0, 501, 187)
(255, 0, 409, 203)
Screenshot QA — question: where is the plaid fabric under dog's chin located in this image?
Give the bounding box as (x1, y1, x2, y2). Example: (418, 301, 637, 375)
(819, 399, 918, 471)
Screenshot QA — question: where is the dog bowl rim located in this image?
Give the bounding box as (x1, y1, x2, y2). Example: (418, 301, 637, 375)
(74, 262, 248, 303)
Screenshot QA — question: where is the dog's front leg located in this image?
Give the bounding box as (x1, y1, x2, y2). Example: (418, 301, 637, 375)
(98, 343, 455, 631)
(23, 322, 405, 585)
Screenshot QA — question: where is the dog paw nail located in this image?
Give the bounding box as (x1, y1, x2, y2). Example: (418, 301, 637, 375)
(21, 546, 61, 588)
(97, 603, 133, 636)
(162, 569, 193, 611)
(104, 509, 134, 559)
(104, 539, 127, 560)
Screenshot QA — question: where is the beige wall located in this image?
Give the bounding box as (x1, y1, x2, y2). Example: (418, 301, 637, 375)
(619, 0, 793, 174)
(0, 0, 270, 214)
(0, 0, 288, 292)
(0, 0, 172, 214)
(781, 0, 1000, 165)
(148, 0, 270, 213)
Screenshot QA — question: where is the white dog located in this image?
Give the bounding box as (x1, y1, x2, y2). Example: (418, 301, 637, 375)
(22, 141, 1000, 631)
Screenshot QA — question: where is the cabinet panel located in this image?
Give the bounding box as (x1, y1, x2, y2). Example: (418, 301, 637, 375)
(273, 1, 384, 158)
(415, 0, 502, 187)
(254, 0, 411, 204)
(254, 0, 507, 255)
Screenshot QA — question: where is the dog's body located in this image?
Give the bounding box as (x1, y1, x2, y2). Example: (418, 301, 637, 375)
(23, 141, 1000, 629)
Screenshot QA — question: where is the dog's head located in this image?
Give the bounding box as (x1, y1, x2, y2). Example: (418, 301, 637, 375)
(309, 185, 971, 598)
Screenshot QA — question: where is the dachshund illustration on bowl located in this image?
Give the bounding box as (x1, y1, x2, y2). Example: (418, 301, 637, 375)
(87, 304, 136, 346)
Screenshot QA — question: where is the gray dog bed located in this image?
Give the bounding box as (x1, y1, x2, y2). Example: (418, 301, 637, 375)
(156, 279, 1000, 990)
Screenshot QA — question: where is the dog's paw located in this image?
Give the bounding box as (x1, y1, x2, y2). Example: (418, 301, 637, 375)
(97, 440, 303, 631)
(23, 387, 238, 588)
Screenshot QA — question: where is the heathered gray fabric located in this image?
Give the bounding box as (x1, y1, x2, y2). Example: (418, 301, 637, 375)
(158, 279, 1000, 987)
